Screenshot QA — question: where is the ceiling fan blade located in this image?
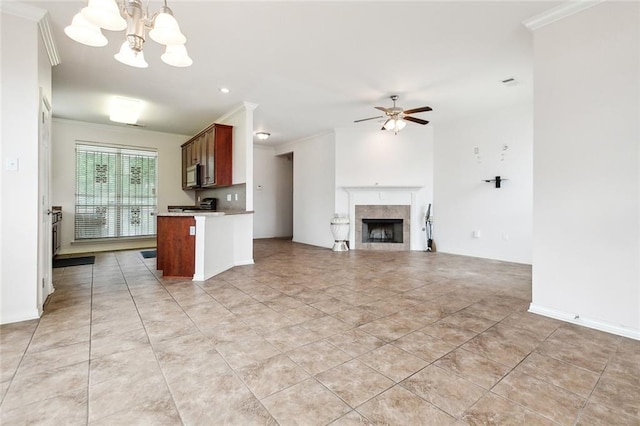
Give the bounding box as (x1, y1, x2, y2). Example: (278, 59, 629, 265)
(374, 106, 390, 113)
(403, 106, 432, 115)
(404, 116, 430, 125)
(354, 115, 384, 123)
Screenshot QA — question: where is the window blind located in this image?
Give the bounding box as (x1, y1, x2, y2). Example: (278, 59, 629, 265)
(75, 143, 158, 240)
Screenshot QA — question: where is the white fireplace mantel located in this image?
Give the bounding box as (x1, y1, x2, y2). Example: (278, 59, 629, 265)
(343, 186, 423, 193)
(342, 186, 425, 251)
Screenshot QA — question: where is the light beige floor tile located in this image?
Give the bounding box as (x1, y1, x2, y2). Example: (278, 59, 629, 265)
(262, 378, 351, 426)
(516, 352, 600, 397)
(434, 348, 512, 390)
(588, 374, 640, 419)
(16, 341, 90, 378)
(492, 370, 585, 425)
(237, 354, 310, 399)
(2, 361, 89, 410)
(357, 385, 456, 425)
(393, 330, 458, 363)
(461, 392, 556, 425)
(88, 372, 171, 422)
(264, 324, 323, 352)
(0, 388, 87, 425)
(576, 400, 640, 426)
(326, 329, 385, 358)
(286, 340, 353, 375)
(89, 397, 181, 426)
(401, 365, 486, 418)
(316, 359, 394, 407)
(4, 241, 640, 425)
(215, 333, 281, 370)
(358, 344, 428, 382)
(329, 410, 373, 425)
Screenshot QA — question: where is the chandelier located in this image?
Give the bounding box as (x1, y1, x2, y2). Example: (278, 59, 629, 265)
(64, 0, 192, 68)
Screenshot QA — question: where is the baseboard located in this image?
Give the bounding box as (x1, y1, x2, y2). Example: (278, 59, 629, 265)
(1, 309, 40, 325)
(234, 259, 255, 266)
(529, 303, 640, 341)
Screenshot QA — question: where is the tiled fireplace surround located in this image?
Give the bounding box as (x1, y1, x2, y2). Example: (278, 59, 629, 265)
(344, 187, 423, 251)
(355, 205, 411, 251)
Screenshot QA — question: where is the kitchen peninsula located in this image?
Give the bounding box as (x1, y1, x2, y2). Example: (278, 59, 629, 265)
(156, 210, 254, 281)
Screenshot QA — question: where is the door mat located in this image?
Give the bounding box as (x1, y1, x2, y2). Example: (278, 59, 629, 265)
(53, 256, 95, 268)
(141, 250, 157, 259)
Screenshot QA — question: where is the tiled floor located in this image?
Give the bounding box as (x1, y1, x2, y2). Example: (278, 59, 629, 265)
(1, 239, 639, 425)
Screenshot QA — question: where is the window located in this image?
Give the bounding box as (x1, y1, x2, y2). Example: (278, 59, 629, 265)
(75, 143, 157, 240)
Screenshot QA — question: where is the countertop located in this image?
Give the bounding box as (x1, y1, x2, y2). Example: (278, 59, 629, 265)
(157, 210, 254, 217)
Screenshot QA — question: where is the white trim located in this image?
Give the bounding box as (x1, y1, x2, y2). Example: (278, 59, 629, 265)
(0, 2, 46, 21)
(522, 0, 605, 31)
(529, 303, 640, 341)
(1, 309, 41, 325)
(344, 186, 423, 193)
(234, 259, 255, 266)
(38, 13, 60, 66)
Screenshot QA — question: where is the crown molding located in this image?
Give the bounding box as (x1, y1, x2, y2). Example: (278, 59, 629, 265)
(0, 2, 46, 21)
(1, 3, 60, 66)
(39, 14, 61, 66)
(522, 0, 605, 31)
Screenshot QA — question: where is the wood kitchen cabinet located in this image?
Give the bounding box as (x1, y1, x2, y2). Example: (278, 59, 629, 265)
(157, 216, 195, 277)
(181, 123, 232, 190)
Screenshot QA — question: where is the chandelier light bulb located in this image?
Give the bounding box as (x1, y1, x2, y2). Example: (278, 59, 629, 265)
(81, 0, 126, 31)
(396, 118, 407, 130)
(114, 41, 149, 68)
(149, 8, 186, 45)
(161, 44, 193, 67)
(64, 12, 108, 47)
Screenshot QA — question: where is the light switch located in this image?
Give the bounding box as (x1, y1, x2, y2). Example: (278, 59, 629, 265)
(189, 226, 196, 235)
(226, 194, 232, 201)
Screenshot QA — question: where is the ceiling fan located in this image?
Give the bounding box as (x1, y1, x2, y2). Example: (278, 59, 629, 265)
(354, 95, 432, 133)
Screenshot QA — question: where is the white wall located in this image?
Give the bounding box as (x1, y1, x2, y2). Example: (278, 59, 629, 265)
(531, 1, 640, 339)
(216, 102, 256, 210)
(253, 146, 293, 238)
(276, 133, 336, 248)
(52, 119, 191, 255)
(434, 103, 533, 264)
(334, 126, 434, 251)
(1, 9, 49, 323)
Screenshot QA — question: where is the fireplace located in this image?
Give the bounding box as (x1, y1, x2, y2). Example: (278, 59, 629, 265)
(362, 219, 403, 243)
(355, 205, 410, 251)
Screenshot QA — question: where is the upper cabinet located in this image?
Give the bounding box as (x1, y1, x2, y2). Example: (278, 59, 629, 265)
(181, 123, 233, 190)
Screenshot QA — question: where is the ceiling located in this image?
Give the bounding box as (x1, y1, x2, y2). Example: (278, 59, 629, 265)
(26, 1, 558, 145)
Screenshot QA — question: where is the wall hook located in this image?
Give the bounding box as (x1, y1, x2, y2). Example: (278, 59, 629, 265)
(482, 176, 508, 188)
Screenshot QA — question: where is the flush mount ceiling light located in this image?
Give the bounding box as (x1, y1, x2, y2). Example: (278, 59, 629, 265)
(64, 0, 192, 68)
(109, 96, 143, 124)
(219, 87, 230, 94)
(255, 132, 270, 141)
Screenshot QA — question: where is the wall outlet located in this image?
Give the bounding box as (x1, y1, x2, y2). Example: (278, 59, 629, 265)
(234, 193, 238, 201)
(473, 230, 481, 239)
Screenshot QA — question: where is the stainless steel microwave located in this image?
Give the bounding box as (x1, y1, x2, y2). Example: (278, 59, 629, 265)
(185, 164, 201, 188)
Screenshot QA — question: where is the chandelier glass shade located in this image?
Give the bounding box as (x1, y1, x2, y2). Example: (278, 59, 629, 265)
(65, 0, 192, 68)
(383, 117, 407, 132)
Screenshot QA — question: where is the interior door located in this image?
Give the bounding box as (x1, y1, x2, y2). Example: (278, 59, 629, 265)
(37, 92, 53, 312)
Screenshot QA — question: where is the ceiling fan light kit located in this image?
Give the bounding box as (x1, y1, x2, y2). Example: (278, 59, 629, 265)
(65, 0, 192, 68)
(355, 95, 432, 134)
